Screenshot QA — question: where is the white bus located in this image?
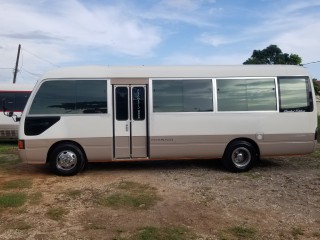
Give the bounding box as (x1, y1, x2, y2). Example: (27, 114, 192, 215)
(18, 65, 317, 175)
(0, 84, 33, 140)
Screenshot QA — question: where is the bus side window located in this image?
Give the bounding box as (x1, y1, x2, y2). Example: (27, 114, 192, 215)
(15, 92, 31, 111)
(116, 87, 129, 121)
(278, 77, 312, 112)
(0, 92, 15, 112)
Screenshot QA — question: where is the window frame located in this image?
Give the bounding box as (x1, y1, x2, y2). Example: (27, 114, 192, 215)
(215, 77, 279, 113)
(151, 78, 214, 113)
(277, 76, 313, 113)
(27, 79, 109, 116)
(0, 91, 31, 112)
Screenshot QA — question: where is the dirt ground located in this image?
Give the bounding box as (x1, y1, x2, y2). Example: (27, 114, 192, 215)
(0, 144, 319, 240)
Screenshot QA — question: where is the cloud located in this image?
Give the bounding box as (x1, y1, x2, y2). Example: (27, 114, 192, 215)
(141, 0, 218, 27)
(0, 0, 163, 83)
(162, 52, 248, 65)
(242, 2, 320, 64)
(198, 33, 245, 47)
(0, 1, 162, 56)
(1, 31, 63, 42)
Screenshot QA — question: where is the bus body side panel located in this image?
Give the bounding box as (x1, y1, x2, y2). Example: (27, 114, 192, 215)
(0, 123, 19, 139)
(148, 112, 317, 159)
(19, 115, 113, 164)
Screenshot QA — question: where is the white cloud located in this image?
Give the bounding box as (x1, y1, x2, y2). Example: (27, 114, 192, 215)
(162, 52, 248, 65)
(0, 0, 163, 83)
(158, 0, 216, 12)
(141, 0, 217, 27)
(0, 1, 161, 56)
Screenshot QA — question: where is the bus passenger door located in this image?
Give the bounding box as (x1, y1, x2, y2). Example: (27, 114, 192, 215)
(113, 85, 148, 159)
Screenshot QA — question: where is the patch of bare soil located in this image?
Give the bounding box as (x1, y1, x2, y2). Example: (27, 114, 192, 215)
(0, 147, 319, 240)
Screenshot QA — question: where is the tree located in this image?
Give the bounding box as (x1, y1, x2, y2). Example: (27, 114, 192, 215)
(243, 45, 302, 65)
(313, 78, 320, 96)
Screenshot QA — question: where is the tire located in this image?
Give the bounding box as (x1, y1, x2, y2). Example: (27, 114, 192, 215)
(49, 143, 86, 176)
(223, 141, 257, 172)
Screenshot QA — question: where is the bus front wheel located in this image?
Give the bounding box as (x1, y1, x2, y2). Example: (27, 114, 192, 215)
(223, 141, 257, 172)
(49, 143, 86, 176)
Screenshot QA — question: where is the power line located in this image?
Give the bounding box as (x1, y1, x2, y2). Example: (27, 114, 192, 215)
(22, 48, 61, 68)
(21, 67, 42, 77)
(302, 60, 320, 65)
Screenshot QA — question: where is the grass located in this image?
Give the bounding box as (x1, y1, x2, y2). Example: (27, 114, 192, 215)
(29, 192, 43, 205)
(0, 192, 28, 208)
(241, 172, 262, 179)
(219, 225, 257, 240)
(128, 226, 194, 240)
(0, 141, 17, 154)
(230, 226, 256, 238)
(46, 207, 69, 221)
(65, 189, 82, 198)
(0, 142, 20, 171)
(2, 179, 33, 190)
(98, 181, 160, 210)
(291, 227, 304, 239)
(0, 154, 20, 169)
(6, 220, 32, 230)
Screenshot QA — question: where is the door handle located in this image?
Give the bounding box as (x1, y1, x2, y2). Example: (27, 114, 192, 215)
(125, 123, 129, 132)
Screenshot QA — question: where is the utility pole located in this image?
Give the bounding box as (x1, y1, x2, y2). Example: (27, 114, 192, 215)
(13, 44, 21, 84)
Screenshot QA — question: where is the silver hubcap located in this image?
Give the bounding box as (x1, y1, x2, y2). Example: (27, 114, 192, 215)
(56, 150, 77, 170)
(231, 147, 251, 168)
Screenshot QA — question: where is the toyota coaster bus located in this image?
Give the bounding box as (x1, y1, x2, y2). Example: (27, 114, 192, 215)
(17, 65, 317, 175)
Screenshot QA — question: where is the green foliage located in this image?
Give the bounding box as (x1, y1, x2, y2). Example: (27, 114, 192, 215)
(243, 44, 302, 65)
(0, 192, 28, 208)
(313, 79, 319, 95)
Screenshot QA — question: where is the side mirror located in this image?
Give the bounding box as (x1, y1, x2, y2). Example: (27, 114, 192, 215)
(1, 98, 20, 122)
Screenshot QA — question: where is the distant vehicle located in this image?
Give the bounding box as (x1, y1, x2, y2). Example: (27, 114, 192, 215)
(1, 84, 33, 140)
(18, 65, 317, 175)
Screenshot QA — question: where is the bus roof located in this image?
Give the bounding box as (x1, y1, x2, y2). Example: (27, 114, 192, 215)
(41, 65, 310, 79)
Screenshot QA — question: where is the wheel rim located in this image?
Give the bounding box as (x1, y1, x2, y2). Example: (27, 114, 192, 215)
(56, 150, 77, 171)
(231, 147, 251, 168)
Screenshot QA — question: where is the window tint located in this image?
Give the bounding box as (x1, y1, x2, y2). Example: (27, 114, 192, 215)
(15, 92, 32, 111)
(0, 92, 30, 112)
(153, 80, 213, 112)
(29, 80, 107, 114)
(278, 77, 312, 112)
(217, 78, 276, 111)
(115, 87, 129, 121)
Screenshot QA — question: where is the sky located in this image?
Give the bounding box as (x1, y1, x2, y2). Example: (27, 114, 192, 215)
(0, 0, 320, 84)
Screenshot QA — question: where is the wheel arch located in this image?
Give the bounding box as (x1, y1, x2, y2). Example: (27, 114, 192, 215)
(224, 137, 260, 159)
(46, 140, 88, 164)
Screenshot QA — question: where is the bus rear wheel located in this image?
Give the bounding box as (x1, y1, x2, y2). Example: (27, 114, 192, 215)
(223, 141, 257, 172)
(49, 143, 86, 176)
